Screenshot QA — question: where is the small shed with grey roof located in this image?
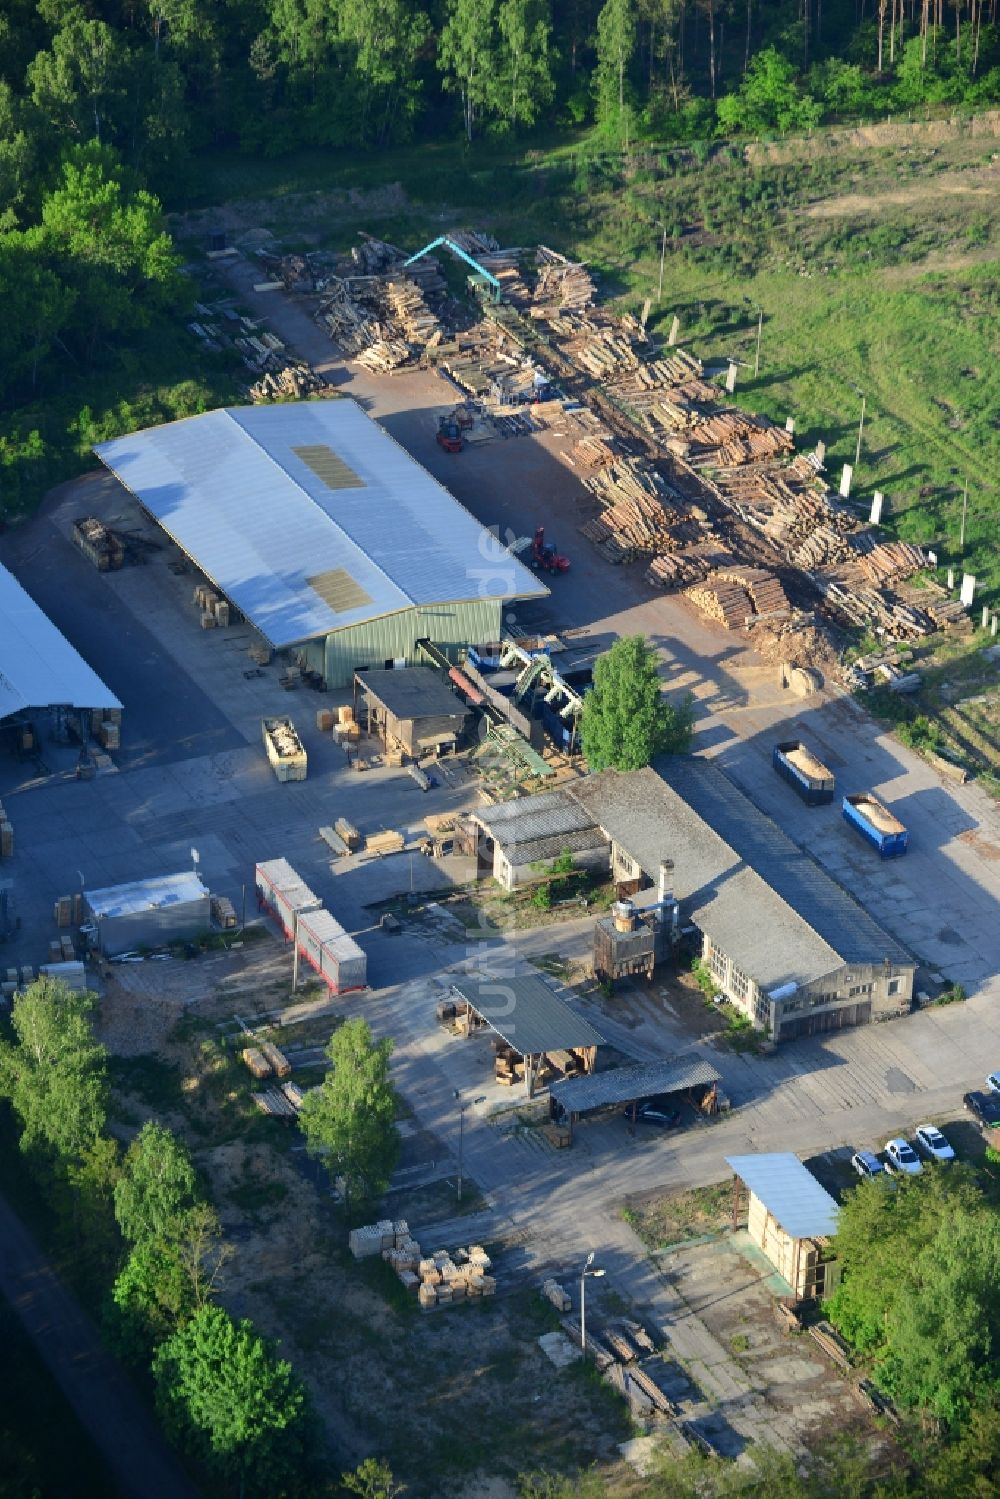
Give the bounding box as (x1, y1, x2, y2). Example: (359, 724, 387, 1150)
(726, 1153, 841, 1299)
(550, 1056, 721, 1138)
(355, 667, 469, 756)
(84, 871, 210, 955)
(95, 401, 547, 688)
(568, 761, 915, 1044)
(468, 791, 608, 890)
(449, 972, 605, 1096)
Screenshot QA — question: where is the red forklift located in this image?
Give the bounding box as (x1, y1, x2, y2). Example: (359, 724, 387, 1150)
(436, 416, 463, 453)
(531, 527, 570, 574)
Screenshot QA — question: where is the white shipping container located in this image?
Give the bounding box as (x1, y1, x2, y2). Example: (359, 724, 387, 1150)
(296, 906, 367, 993)
(254, 858, 322, 938)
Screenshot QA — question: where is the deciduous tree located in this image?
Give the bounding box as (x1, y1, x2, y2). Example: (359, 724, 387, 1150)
(298, 1019, 399, 1206)
(153, 1304, 312, 1495)
(114, 1121, 198, 1247)
(0, 977, 107, 1170)
(438, 0, 499, 142)
(580, 635, 694, 771)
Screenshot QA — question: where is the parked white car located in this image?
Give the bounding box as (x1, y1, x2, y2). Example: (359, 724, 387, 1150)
(850, 1150, 887, 1181)
(885, 1138, 923, 1175)
(914, 1125, 955, 1163)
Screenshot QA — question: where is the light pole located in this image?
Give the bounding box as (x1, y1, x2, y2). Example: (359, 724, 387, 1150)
(851, 386, 867, 469)
(455, 1090, 465, 1201)
(753, 306, 763, 379)
(656, 224, 668, 303)
(580, 1251, 606, 1349)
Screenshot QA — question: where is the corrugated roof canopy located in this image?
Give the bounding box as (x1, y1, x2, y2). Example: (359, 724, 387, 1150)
(450, 973, 606, 1057)
(95, 402, 547, 649)
(357, 666, 470, 722)
(726, 1153, 839, 1239)
(0, 561, 121, 723)
(550, 1057, 720, 1114)
(85, 871, 208, 920)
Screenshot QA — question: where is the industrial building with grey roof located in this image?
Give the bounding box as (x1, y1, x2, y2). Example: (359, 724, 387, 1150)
(0, 560, 121, 725)
(95, 400, 548, 687)
(470, 758, 915, 1043)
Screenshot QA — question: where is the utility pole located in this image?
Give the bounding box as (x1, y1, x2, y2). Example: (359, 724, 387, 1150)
(579, 1252, 605, 1349)
(657, 225, 667, 303)
(455, 1091, 465, 1202)
(854, 392, 866, 469)
(754, 308, 763, 378)
(960, 480, 969, 551)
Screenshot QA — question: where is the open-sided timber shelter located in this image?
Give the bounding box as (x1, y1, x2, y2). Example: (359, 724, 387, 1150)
(727, 1153, 841, 1300)
(448, 972, 605, 1096)
(354, 666, 469, 758)
(95, 401, 547, 688)
(550, 1056, 721, 1141)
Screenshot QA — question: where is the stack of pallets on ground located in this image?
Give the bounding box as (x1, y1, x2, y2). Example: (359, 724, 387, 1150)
(349, 1222, 497, 1307)
(853, 537, 927, 586)
(211, 895, 237, 929)
(248, 362, 326, 402)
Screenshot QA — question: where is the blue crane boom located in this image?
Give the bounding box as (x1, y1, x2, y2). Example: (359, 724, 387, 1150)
(403, 236, 503, 300)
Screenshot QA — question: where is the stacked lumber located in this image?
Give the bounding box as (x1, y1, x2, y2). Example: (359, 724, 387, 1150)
(211, 895, 237, 929)
(645, 545, 735, 590)
(259, 1042, 291, 1079)
(557, 317, 640, 379)
(579, 490, 687, 562)
(926, 597, 970, 629)
(366, 829, 405, 856)
(712, 566, 789, 614)
(583, 456, 681, 514)
(557, 433, 617, 473)
(855, 539, 927, 586)
(249, 362, 326, 401)
(351, 234, 406, 274)
(449, 229, 502, 257)
(348, 1222, 498, 1308)
(316, 289, 383, 353)
(242, 1047, 271, 1080)
(335, 816, 362, 850)
(251, 1089, 297, 1118)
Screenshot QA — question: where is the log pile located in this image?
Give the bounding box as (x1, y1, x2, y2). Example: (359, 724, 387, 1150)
(645, 545, 735, 590)
(385, 278, 442, 345)
(687, 566, 789, 628)
(558, 433, 618, 473)
(355, 338, 412, 374)
(854, 538, 927, 586)
(583, 456, 681, 514)
(248, 362, 327, 401)
(556, 316, 641, 379)
(818, 580, 935, 640)
(533, 246, 596, 310)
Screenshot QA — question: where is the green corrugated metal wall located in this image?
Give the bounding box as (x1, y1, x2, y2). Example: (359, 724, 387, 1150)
(322, 600, 502, 688)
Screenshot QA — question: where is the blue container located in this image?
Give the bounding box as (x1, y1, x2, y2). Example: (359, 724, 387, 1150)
(842, 794, 908, 858)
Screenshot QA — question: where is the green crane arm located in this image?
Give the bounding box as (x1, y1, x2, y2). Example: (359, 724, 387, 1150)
(403, 235, 502, 294)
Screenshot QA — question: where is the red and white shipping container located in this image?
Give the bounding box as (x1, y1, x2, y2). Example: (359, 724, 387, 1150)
(295, 907, 367, 994)
(254, 858, 321, 939)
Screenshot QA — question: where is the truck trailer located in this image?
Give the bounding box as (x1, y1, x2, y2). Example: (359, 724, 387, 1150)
(254, 858, 322, 938)
(842, 794, 909, 858)
(294, 907, 366, 993)
(772, 741, 835, 805)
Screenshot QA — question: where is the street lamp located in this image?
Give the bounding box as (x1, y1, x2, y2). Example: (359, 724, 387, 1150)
(753, 306, 763, 379)
(656, 223, 667, 303)
(580, 1251, 606, 1349)
(850, 383, 867, 469)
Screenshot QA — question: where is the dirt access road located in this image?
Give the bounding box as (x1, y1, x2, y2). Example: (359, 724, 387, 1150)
(0, 1193, 200, 1499)
(218, 255, 1000, 1006)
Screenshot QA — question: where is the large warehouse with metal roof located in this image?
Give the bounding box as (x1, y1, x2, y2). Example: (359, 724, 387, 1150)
(0, 560, 121, 726)
(95, 401, 548, 687)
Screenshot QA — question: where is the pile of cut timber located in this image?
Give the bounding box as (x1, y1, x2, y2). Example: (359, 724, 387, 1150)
(249, 362, 326, 402)
(355, 338, 411, 374)
(251, 1089, 297, 1118)
(259, 1042, 291, 1078)
(211, 895, 237, 929)
(242, 1047, 271, 1079)
(558, 433, 617, 473)
(385, 279, 441, 346)
(645, 545, 735, 590)
(855, 539, 927, 586)
(818, 580, 935, 640)
(533, 248, 595, 310)
(366, 829, 405, 856)
(687, 567, 789, 629)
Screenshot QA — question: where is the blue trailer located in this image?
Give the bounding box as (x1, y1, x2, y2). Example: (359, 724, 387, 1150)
(842, 794, 909, 858)
(772, 741, 835, 805)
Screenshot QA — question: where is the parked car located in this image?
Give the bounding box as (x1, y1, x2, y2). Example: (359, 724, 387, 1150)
(964, 1090, 1000, 1128)
(885, 1138, 922, 1175)
(914, 1124, 955, 1163)
(986, 1072, 1000, 1094)
(850, 1150, 887, 1181)
(636, 1103, 682, 1128)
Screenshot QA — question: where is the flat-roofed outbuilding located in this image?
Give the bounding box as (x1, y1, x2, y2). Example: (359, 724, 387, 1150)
(449, 972, 605, 1096)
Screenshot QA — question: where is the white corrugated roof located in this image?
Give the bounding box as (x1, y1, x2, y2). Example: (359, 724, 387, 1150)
(84, 871, 208, 920)
(95, 402, 548, 649)
(297, 906, 364, 962)
(0, 561, 121, 722)
(726, 1153, 840, 1240)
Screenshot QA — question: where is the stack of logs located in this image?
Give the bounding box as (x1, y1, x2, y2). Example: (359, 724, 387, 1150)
(817, 580, 935, 640)
(532, 246, 596, 310)
(687, 566, 790, 629)
(854, 538, 927, 586)
(248, 362, 327, 402)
